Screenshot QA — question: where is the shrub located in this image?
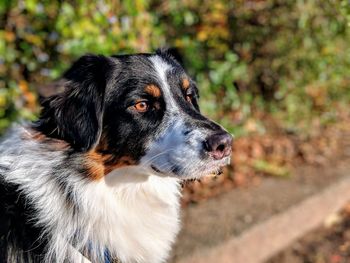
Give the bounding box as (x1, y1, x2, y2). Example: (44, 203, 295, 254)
(0, 0, 349, 135)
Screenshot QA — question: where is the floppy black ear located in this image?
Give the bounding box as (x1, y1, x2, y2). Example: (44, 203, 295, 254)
(35, 55, 112, 151)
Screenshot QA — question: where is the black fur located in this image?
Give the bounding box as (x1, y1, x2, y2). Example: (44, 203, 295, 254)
(34, 55, 113, 151)
(0, 180, 47, 262)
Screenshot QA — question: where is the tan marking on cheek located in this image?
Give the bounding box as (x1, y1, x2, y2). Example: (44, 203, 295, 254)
(85, 147, 136, 180)
(182, 78, 190, 90)
(104, 156, 136, 175)
(145, 84, 161, 98)
(85, 150, 105, 180)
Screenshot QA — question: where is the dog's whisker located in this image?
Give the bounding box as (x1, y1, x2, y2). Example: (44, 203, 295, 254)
(141, 148, 176, 167)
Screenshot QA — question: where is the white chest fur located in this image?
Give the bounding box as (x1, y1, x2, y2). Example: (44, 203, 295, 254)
(99, 169, 181, 263)
(1, 132, 181, 263)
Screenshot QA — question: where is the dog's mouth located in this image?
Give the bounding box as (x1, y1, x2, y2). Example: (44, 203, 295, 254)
(150, 164, 164, 174)
(149, 155, 231, 179)
(193, 156, 230, 178)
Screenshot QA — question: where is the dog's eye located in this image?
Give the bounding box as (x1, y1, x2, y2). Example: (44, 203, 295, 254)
(186, 94, 192, 103)
(134, 100, 149, 112)
(186, 90, 194, 103)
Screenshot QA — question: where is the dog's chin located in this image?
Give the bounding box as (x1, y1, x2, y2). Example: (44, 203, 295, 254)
(150, 156, 231, 180)
(187, 156, 231, 179)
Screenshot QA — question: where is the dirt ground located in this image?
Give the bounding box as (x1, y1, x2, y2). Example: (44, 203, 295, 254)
(171, 153, 350, 262)
(267, 208, 350, 263)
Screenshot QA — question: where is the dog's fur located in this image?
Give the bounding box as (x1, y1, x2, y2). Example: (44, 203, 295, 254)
(0, 50, 232, 263)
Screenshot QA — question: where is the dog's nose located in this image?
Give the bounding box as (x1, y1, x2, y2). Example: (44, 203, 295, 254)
(204, 132, 233, 160)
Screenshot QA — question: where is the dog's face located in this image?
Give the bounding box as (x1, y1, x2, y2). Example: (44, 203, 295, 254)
(36, 50, 232, 180)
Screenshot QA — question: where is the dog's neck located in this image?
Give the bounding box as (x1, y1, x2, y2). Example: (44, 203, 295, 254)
(75, 168, 182, 263)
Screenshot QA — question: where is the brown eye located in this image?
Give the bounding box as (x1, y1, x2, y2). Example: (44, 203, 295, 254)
(186, 93, 193, 103)
(134, 101, 149, 112)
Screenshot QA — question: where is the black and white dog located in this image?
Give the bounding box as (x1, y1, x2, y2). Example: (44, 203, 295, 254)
(0, 50, 232, 263)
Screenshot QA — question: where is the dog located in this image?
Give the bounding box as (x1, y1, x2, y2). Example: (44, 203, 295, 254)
(0, 49, 232, 263)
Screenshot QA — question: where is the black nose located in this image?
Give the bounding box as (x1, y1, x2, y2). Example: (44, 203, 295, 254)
(204, 132, 233, 160)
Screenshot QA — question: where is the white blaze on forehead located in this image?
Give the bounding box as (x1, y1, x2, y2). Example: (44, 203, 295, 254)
(149, 55, 178, 111)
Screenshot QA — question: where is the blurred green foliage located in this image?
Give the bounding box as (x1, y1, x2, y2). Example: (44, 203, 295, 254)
(1, 0, 350, 136)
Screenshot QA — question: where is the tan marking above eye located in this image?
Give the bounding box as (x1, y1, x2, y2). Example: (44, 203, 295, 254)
(182, 78, 190, 90)
(134, 100, 149, 112)
(145, 84, 161, 98)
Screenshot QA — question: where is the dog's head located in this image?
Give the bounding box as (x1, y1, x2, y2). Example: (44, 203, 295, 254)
(35, 50, 232, 180)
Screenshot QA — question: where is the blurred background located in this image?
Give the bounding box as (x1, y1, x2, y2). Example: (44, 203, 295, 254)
(1, 1, 350, 262)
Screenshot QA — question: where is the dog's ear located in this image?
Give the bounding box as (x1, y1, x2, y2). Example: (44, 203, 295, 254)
(156, 47, 185, 67)
(35, 55, 112, 151)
